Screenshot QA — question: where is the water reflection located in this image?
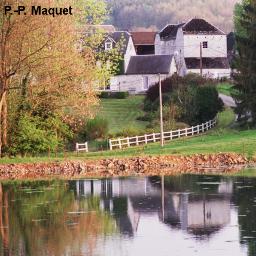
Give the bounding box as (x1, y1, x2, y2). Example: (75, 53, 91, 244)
(0, 175, 255, 255)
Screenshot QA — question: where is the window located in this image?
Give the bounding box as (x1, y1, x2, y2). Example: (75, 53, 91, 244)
(105, 42, 113, 51)
(143, 76, 149, 90)
(203, 41, 208, 48)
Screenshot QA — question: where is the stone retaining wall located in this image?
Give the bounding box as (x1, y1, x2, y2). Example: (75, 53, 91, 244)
(0, 153, 250, 180)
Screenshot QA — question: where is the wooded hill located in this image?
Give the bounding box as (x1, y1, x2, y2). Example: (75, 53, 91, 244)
(106, 0, 238, 32)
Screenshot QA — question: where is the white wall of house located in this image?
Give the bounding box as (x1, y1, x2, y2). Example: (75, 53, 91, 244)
(184, 35, 227, 58)
(186, 200, 230, 228)
(187, 69, 231, 78)
(155, 24, 229, 78)
(124, 37, 136, 72)
(110, 74, 167, 93)
(154, 34, 161, 55)
(175, 27, 187, 76)
(155, 34, 176, 55)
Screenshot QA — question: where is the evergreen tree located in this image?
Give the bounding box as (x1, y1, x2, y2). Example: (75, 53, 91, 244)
(233, 0, 256, 124)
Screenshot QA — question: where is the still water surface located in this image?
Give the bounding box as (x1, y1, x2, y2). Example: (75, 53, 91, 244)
(0, 174, 256, 256)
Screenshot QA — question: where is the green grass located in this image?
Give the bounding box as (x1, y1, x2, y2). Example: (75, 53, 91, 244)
(98, 95, 148, 134)
(217, 83, 237, 96)
(2, 108, 256, 164)
(229, 168, 256, 177)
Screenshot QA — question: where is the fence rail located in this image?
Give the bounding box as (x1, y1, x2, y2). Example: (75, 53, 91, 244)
(76, 142, 89, 153)
(109, 118, 217, 150)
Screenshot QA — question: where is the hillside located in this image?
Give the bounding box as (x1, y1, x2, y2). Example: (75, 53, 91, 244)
(106, 0, 239, 32)
(98, 96, 148, 134)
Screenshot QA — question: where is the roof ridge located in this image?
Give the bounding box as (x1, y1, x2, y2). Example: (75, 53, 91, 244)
(160, 23, 182, 33)
(182, 18, 225, 35)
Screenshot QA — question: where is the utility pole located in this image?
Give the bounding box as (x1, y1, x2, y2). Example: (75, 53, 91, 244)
(159, 74, 164, 147)
(161, 175, 165, 221)
(200, 42, 203, 76)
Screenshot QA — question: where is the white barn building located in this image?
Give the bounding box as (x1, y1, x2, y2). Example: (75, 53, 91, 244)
(155, 18, 231, 78)
(110, 55, 177, 93)
(102, 31, 177, 93)
(99, 18, 230, 93)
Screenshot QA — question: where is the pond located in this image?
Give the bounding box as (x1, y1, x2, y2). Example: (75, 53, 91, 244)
(0, 173, 256, 256)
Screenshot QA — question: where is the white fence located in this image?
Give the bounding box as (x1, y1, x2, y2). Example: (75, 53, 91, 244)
(109, 118, 217, 150)
(76, 142, 89, 153)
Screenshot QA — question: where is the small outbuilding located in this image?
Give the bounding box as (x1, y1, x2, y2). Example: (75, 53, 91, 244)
(110, 55, 177, 93)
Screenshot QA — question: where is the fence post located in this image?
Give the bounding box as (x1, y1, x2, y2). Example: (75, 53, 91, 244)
(118, 138, 122, 149)
(127, 137, 130, 147)
(136, 136, 139, 146)
(106, 118, 216, 151)
(153, 133, 156, 142)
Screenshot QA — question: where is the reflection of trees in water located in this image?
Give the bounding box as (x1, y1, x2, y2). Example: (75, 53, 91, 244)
(0, 184, 9, 256)
(232, 177, 256, 256)
(0, 181, 116, 256)
(0, 176, 256, 255)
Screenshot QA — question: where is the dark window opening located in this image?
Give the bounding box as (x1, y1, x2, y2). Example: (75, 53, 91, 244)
(203, 41, 208, 48)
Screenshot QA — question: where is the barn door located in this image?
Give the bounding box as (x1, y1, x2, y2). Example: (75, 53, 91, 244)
(143, 76, 149, 90)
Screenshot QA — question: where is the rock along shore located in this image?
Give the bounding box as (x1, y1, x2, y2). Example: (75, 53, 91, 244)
(0, 153, 252, 180)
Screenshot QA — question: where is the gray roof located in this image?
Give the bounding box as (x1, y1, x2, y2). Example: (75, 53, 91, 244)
(183, 19, 225, 35)
(126, 55, 174, 75)
(159, 23, 184, 41)
(159, 19, 225, 41)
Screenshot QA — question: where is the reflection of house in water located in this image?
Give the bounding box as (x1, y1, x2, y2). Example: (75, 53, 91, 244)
(163, 193, 231, 237)
(72, 177, 233, 238)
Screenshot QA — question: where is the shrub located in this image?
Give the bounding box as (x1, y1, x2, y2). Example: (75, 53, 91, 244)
(88, 139, 109, 151)
(146, 77, 175, 102)
(137, 112, 156, 122)
(114, 91, 129, 99)
(118, 127, 144, 137)
(173, 85, 224, 125)
(182, 73, 216, 87)
(83, 117, 108, 140)
(145, 73, 216, 104)
(9, 115, 59, 156)
(99, 91, 110, 99)
(99, 91, 129, 99)
(193, 86, 224, 123)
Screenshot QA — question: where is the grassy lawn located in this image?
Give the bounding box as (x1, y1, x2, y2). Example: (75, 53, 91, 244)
(83, 109, 256, 159)
(98, 95, 148, 134)
(2, 108, 256, 164)
(217, 83, 236, 96)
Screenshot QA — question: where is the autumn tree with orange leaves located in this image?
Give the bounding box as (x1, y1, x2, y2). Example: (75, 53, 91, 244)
(0, 0, 106, 156)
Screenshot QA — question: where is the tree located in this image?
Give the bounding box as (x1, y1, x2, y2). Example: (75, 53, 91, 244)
(233, 0, 256, 124)
(0, 0, 102, 155)
(107, 0, 237, 32)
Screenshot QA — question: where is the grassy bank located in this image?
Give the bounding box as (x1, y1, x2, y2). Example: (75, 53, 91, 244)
(98, 95, 148, 134)
(2, 108, 256, 164)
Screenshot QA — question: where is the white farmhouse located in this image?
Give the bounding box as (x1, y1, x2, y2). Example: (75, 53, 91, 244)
(101, 31, 136, 73)
(103, 31, 177, 93)
(155, 18, 231, 78)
